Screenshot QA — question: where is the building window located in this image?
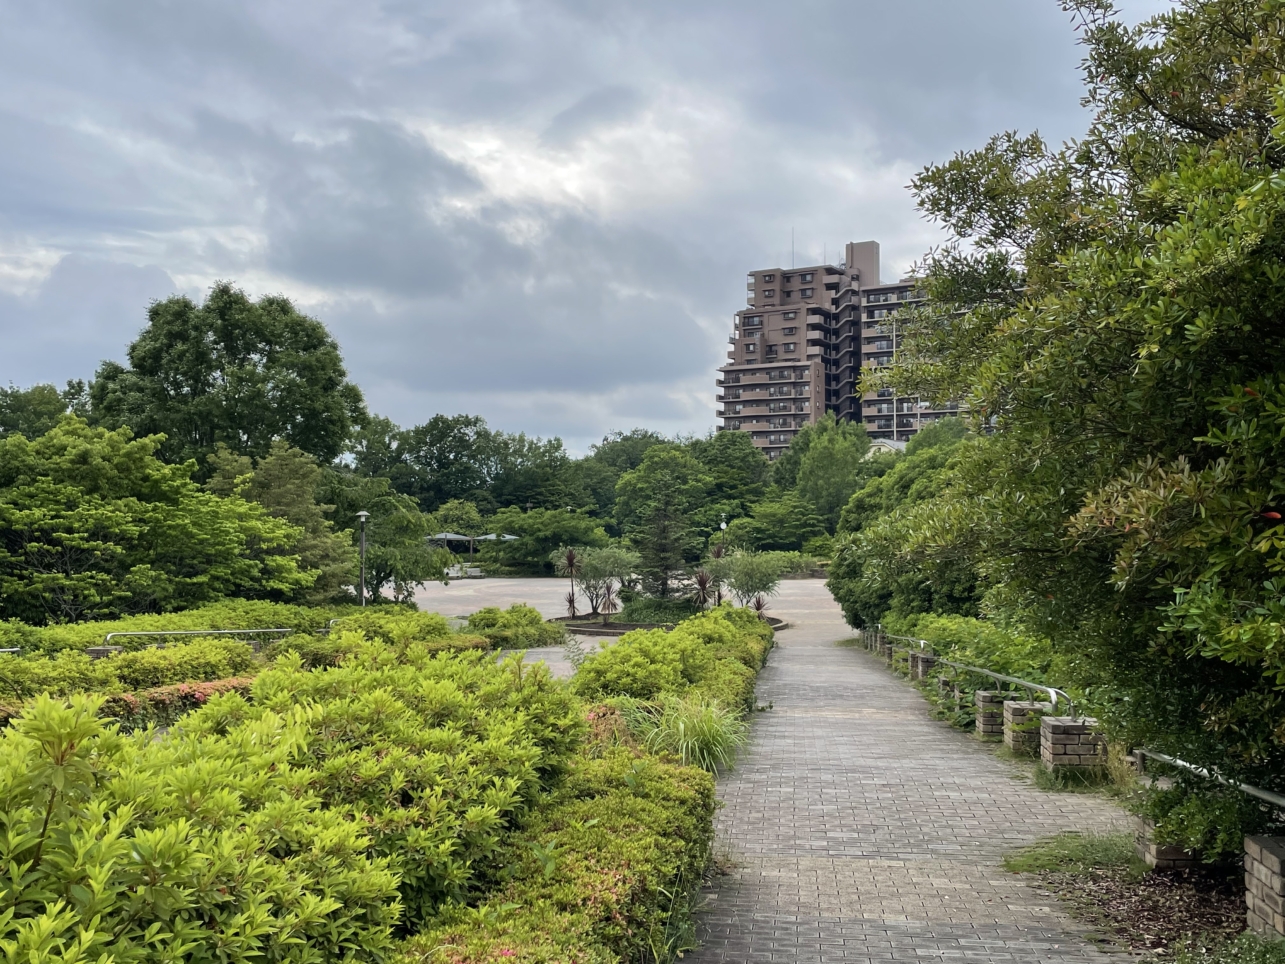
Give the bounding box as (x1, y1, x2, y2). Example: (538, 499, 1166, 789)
(782, 290, 793, 298)
(762, 289, 775, 298)
(744, 315, 763, 326)
(800, 288, 814, 297)
(782, 327, 796, 335)
(783, 311, 797, 320)
(800, 272, 813, 282)
(762, 274, 774, 282)
(784, 342, 797, 352)
(876, 388, 893, 398)
(745, 343, 757, 352)
(868, 291, 894, 304)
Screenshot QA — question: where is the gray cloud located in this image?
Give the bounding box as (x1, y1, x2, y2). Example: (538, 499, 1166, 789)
(0, 0, 1174, 452)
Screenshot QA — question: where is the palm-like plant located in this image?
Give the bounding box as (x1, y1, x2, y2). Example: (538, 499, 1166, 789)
(750, 594, 769, 620)
(600, 579, 620, 626)
(551, 547, 581, 618)
(691, 570, 715, 610)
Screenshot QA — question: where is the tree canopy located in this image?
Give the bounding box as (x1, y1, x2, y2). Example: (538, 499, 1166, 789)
(90, 282, 365, 471)
(0, 418, 313, 623)
(842, 0, 1285, 790)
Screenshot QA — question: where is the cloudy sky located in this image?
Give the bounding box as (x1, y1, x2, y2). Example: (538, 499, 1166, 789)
(0, 0, 1170, 452)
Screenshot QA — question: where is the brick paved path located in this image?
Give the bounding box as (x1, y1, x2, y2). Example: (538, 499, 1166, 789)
(691, 583, 1128, 963)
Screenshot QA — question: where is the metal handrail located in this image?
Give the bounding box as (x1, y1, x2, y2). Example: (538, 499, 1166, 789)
(102, 628, 294, 645)
(873, 627, 1076, 719)
(1134, 748, 1285, 810)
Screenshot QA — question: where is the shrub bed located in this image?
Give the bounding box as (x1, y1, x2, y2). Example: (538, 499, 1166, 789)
(0, 600, 387, 654)
(574, 606, 773, 714)
(0, 636, 259, 700)
(467, 604, 565, 648)
(402, 747, 715, 963)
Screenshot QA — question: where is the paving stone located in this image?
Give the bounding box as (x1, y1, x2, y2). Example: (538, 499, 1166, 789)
(689, 583, 1128, 963)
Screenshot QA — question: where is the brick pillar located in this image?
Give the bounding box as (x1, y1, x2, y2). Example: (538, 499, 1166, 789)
(1135, 817, 1197, 870)
(975, 691, 1004, 739)
(1247, 837, 1285, 938)
(1003, 700, 1052, 755)
(917, 654, 937, 680)
(1039, 717, 1106, 770)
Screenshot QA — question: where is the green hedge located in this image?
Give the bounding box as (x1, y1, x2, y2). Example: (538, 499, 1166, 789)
(467, 604, 565, 648)
(0, 694, 403, 962)
(573, 606, 773, 713)
(0, 600, 386, 655)
(400, 748, 715, 963)
(0, 637, 259, 700)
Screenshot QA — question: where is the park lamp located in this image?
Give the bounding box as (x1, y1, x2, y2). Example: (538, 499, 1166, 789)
(356, 510, 371, 607)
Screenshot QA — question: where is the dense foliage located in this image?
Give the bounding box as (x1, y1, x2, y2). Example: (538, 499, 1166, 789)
(831, 0, 1285, 847)
(90, 282, 366, 469)
(0, 419, 315, 623)
(465, 604, 565, 648)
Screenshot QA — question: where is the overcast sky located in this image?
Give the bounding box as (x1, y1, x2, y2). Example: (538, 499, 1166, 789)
(0, 0, 1171, 453)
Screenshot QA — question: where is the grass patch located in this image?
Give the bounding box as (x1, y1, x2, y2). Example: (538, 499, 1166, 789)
(1176, 934, 1285, 964)
(1004, 832, 1145, 877)
(835, 638, 865, 648)
(1032, 762, 1111, 793)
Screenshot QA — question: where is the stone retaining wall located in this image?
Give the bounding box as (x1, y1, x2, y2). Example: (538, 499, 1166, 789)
(1135, 817, 1197, 870)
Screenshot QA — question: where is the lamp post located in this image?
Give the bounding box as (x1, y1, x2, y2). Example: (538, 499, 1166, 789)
(720, 517, 727, 551)
(356, 510, 370, 606)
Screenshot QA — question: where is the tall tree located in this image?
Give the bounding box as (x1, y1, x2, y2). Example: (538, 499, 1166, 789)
(206, 440, 358, 602)
(614, 448, 711, 597)
(0, 382, 89, 439)
(90, 282, 365, 470)
(686, 429, 771, 523)
(795, 413, 871, 531)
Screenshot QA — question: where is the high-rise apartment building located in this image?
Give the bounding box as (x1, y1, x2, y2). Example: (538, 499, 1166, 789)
(716, 240, 961, 458)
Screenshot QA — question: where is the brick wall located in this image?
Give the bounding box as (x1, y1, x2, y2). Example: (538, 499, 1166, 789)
(1039, 717, 1106, 770)
(1246, 836, 1285, 937)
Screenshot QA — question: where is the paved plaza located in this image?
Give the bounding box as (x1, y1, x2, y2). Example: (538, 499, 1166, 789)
(691, 581, 1128, 963)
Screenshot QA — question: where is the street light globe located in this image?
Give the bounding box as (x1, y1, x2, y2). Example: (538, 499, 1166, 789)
(356, 510, 370, 522)
(720, 521, 727, 530)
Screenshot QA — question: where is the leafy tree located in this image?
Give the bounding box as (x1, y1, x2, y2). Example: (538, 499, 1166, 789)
(769, 421, 815, 490)
(615, 448, 712, 597)
(796, 413, 872, 531)
(686, 430, 770, 521)
(0, 381, 88, 439)
(90, 282, 365, 470)
(206, 440, 357, 602)
(479, 507, 608, 574)
(724, 491, 826, 551)
(571, 546, 641, 614)
(431, 499, 486, 537)
(724, 551, 786, 607)
(319, 469, 450, 603)
(571, 429, 670, 515)
(0, 418, 313, 623)
(857, 0, 1285, 798)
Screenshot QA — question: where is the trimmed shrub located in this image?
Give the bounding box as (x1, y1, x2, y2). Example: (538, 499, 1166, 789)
(332, 610, 454, 645)
(617, 596, 700, 625)
(0, 600, 378, 655)
(183, 635, 586, 926)
(0, 694, 402, 963)
(100, 676, 256, 730)
(573, 629, 714, 702)
(466, 604, 564, 648)
(401, 747, 715, 963)
(0, 637, 258, 700)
